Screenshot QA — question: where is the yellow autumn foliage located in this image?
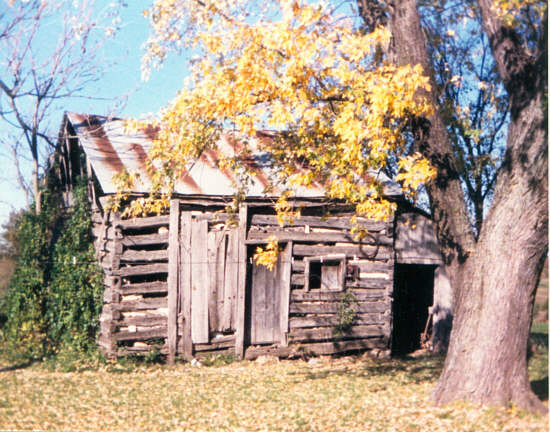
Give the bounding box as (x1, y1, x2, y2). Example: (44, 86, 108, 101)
(253, 235, 279, 271)
(492, 0, 547, 26)
(119, 1, 438, 247)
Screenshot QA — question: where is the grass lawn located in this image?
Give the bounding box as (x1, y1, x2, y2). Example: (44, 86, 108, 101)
(0, 346, 546, 432)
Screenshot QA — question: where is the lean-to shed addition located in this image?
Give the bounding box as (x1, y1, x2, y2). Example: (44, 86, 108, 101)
(54, 112, 451, 361)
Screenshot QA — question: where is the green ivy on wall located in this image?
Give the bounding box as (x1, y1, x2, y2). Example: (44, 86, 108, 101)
(0, 181, 104, 361)
(46, 183, 104, 355)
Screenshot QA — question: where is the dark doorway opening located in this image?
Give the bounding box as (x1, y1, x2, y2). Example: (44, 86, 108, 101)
(392, 264, 435, 355)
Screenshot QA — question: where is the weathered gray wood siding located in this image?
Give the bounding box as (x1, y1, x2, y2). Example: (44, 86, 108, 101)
(93, 207, 242, 358)
(94, 204, 394, 359)
(245, 213, 394, 359)
(93, 211, 171, 357)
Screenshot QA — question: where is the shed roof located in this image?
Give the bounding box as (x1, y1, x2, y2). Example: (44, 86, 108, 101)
(65, 112, 402, 199)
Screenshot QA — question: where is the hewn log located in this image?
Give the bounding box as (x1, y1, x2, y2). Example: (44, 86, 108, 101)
(289, 314, 385, 329)
(119, 215, 170, 230)
(289, 301, 389, 314)
(120, 249, 168, 263)
(119, 314, 167, 327)
(117, 263, 169, 277)
(115, 297, 167, 311)
(121, 281, 167, 295)
(194, 336, 236, 352)
(250, 214, 388, 231)
(246, 230, 393, 245)
(346, 279, 393, 290)
(194, 212, 232, 222)
(122, 232, 169, 247)
(115, 327, 167, 342)
(291, 290, 387, 301)
(293, 244, 391, 260)
(289, 325, 388, 342)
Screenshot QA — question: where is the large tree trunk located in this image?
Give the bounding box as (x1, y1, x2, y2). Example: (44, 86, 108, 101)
(388, 0, 548, 412)
(388, 0, 475, 352)
(432, 88, 547, 411)
(433, 1, 548, 412)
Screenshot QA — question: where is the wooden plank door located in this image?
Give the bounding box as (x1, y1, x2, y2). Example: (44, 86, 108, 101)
(250, 260, 281, 344)
(248, 242, 292, 346)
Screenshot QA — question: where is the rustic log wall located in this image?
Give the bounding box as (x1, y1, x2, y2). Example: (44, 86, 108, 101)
(244, 212, 394, 359)
(93, 203, 395, 360)
(93, 206, 242, 358)
(93, 211, 170, 357)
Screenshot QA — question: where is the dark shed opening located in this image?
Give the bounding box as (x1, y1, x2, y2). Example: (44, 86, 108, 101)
(392, 264, 435, 355)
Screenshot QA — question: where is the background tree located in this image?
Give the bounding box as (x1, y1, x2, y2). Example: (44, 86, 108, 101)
(420, 1, 509, 237)
(0, 210, 22, 303)
(138, 0, 546, 412)
(0, 209, 23, 259)
(0, 0, 122, 213)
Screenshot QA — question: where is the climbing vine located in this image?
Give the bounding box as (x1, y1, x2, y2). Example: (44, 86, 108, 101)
(0, 181, 104, 360)
(334, 291, 358, 335)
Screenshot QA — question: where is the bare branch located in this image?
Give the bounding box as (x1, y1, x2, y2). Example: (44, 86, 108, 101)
(0, 0, 122, 212)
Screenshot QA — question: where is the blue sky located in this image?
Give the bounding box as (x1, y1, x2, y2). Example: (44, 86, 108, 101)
(0, 1, 188, 226)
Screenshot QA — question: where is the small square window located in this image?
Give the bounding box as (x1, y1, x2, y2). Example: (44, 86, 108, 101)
(304, 254, 346, 291)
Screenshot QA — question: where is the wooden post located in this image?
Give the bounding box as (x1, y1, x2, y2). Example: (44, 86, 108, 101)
(180, 212, 193, 360)
(235, 204, 248, 359)
(167, 199, 180, 365)
(279, 242, 292, 347)
(99, 211, 122, 359)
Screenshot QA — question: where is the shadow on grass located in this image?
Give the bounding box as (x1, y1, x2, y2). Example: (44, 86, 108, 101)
(531, 376, 548, 401)
(0, 359, 37, 372)
(301, 354, 445, 384)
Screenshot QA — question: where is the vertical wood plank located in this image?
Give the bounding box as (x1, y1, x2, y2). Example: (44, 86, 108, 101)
(191, 218, 209, 344)
(222, 229, 238, 331)
(235, 205, 248, 359)
(230, 230, 240, 329)
(207, 230, 219, 333)
(167, 200, 180, 365)
(180, 212, 193, 360)
(272, 257, 281, 343)
(215, 231, 226, 332)
(251, 264, 267, 343)
(279, 242, 292, 347)
(264, 264, 276, 343)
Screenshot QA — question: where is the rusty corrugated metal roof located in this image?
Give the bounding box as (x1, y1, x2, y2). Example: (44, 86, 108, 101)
(65, 113, 401, 198)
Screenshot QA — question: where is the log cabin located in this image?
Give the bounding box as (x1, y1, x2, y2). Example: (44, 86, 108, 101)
(52, 112, 451, 361)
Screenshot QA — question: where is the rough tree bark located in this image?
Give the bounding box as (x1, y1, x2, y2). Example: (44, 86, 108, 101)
(386, 0, 475, 352)
(386, 0, 548, 412)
